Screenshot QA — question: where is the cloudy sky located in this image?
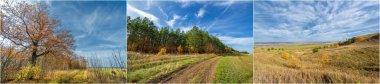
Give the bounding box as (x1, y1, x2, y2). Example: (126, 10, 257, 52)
(254, 1, 379, 42)
(48, 1, 126, 67)
(127, 1, 253, 53)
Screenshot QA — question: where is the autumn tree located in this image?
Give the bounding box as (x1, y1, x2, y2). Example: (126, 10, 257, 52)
(177, 45, 183, 54)
(355, 36, 365, 42)
(0, 1, 75, 66)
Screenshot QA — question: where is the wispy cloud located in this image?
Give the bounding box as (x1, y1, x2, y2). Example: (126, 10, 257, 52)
(166, 14, 181, 27)
(49, 1, 126, 63)
(127, 4, 160, 26)
(196, 7, 206, 18)
(214, 0, 235, 6)
(217, 35, 253, 45)
(127, 4, 158, 21)
(158, 6, 169, 19)
(128, 1, 253, 53)
(254, 1, 379, 42)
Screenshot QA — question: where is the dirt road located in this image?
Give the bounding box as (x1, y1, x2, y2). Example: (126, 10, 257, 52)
(159, 56, 221, 83)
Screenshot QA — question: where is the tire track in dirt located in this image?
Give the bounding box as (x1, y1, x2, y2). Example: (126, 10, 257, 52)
(159, 56, 221, 83)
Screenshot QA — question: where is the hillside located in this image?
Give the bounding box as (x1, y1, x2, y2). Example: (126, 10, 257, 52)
(254, 33, 379, 83)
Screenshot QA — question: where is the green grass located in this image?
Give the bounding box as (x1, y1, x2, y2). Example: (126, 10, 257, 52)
(214, 56, 253, 83)
(128, 56, 194, 71)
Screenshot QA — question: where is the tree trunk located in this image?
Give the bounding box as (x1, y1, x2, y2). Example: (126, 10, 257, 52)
(31, 51, 37, 66)
(29, 49, 37, 80)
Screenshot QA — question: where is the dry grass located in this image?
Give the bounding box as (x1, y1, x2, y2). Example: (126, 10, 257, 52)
(254, 35, 379, 83)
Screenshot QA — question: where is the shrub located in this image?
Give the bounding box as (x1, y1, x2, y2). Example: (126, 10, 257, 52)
(157, 47, 167, 56)
(176, 45, 183, 54)
(314, 48, 319, 52)
(355, 36, 365, 42)
(282, 52, 290, 60)
(15, 64, 42, 81)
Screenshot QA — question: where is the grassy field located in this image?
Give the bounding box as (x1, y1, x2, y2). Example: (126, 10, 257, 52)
(127, 52, 253, 83)
(254, 33, 379, 83)
(214, 56, 253, 83)
(5, 68, 126, 83)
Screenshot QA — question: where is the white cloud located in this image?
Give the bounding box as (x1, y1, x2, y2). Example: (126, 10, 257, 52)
(178, 0, 191, 8)
(179, 26, 193, 32)
(127, 4, 159, 22)
(182, 14, 188, 20)
(166, 14, 181, 27)
(196, 7, 206, 18)
(83, 7, 99, 34)
(214, 0, 235, 6)
(127, 4, 160, 27)
(217, 35, 253, 45)
(145, 0, 152, 10)
(254, 1, 379, 42)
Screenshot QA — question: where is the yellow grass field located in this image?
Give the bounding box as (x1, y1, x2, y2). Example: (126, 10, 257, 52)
(254, 33, 379, 83)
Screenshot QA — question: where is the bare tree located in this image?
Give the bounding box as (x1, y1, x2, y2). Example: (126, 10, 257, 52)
(0, 1, 75, 66)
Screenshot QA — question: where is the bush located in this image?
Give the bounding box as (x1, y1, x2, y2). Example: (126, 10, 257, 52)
(157, 47, 167, 56)
(176, 45, 183, 54)
(15, 64, 42, 81)
(312, 48, 319, 53)
(282, 52, 290, 60)
(355, 36, 365, 42)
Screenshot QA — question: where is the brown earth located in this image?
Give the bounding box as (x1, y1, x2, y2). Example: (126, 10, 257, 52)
(158, 56, 221, 83)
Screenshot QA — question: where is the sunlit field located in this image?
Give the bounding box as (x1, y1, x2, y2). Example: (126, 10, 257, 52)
(127, 52, 253, 83)
(254, 33, 379, 83)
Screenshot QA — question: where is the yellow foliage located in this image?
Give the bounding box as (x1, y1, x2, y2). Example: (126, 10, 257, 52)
(16, 64, 42, 81)
(188, 46, 195, 53)
(355, 36, 365, 42)
(177, 45, 183, 54)
(280, 52, 300, 69)
(157, 47, 167, 56)
(282, 52, 290, 60)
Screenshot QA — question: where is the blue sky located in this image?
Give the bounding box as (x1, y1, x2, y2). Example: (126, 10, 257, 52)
(254, 1, 379, 42)
(127, 1, 253, 53)
(48, 1, 126, 67)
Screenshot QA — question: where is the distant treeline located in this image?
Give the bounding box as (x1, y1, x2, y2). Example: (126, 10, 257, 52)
(127, 16, 239, 54)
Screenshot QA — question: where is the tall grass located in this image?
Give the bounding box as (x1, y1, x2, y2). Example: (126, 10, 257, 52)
(254, 41, 379, 83)
(127, 52, 216, 83)
(86, 50, 127, 83)
(214, 56, 253, 83)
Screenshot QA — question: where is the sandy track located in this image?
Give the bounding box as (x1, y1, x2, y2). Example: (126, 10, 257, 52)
(159, 56, 221, 83)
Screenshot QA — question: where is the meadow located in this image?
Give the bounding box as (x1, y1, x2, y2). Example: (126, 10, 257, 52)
(2, 68, 126, 83)
(254, 33, 379, 83)
(127, 52, 253, 83)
